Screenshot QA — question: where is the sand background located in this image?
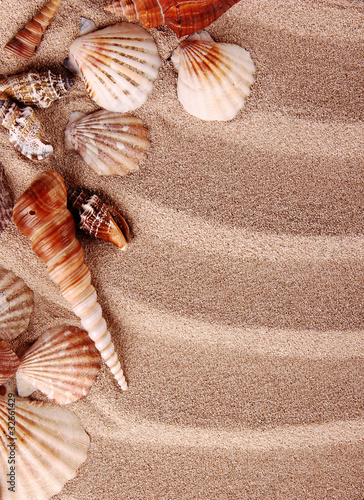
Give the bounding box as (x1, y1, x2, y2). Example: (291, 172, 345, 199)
(0, 0, 363, 498)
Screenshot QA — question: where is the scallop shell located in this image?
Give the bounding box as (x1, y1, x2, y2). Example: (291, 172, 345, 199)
(0, 70, 74, 109)
(104, 0, 241, 37)
(0, 341, 20, 384)
(0, 266, 34, 342)
(0, 392, 89, 500)
(13, 171, 128, 390)
(69, 188, 130, 249)
(66, 22, 162, 113)
(65, 109, 150, 176)
(0, 164, 12, 235)
(171, 31, 255, 121)
(4, 0, 62, 60)
(16, 325, 101, 404)
(0, 99, 53, 160)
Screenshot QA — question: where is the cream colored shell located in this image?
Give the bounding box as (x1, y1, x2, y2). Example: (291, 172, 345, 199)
(68, 22, 162, 112)
(171, 31, 255, 121)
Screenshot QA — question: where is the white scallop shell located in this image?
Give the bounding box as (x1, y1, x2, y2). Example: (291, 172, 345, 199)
(0, 266, 34, 341)
(0, 392, 89, 500)
(171, 31, 255, 121)
(16, 325, 101, 404)
(65, 109, 150, 176)
(67, 22, 162, 112)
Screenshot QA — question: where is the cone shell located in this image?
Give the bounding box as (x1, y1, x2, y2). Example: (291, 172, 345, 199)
(0, 70, 74, 109)
(13, 171, 128, 390)
(69, 188, 130, 249)
(0, 164, 12, 235)
(4, 0, 62, 60)
(0, 393, 89, 500)
(0, 99, 53, 160)
(171, 31, 255, 121)
(65, 109, 150, 176)
(104, 0, 241, 38)
(0, 341, 20, 384)
(67, 22, 161, 112)
(0, 266, 34, 342)
(16, 325, 101, 404)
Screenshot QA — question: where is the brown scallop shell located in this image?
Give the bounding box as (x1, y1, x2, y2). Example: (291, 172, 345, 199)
(0, 341, 20, 384)
(104, 0, 242, 38)
(5, 0, 62, 60)
(0, 164, 12, 235)
(69, 189, 130, 250)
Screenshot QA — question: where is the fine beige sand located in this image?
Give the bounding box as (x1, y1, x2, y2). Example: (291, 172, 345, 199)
(0, 0, 363, 499)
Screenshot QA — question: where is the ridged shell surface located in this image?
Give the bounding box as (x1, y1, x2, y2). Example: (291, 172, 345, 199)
(67, 22, 161, 112)
(4, 0, 62, 60)
(69, 189, 130, 249)
(0, 341, 20, 383)
(65, 109, 150, 176)
(13, 171, 128, 390)
(0, 70, 74, 109)
(0, 393, 89, 500)
(0, 164, 12, 235)
(0, 266, 34, 341)
(16, 325, 101, 404)
(0, 99, 53, 160)
(104, 0, 241, 37)
(171, 31, 255, 121)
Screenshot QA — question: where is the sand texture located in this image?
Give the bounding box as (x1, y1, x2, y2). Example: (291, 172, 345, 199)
(0, 0, 363, 498)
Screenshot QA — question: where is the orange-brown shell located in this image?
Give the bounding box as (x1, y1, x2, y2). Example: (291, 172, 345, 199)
(0, 341, 20, 383)
(104, 0, 242, 37)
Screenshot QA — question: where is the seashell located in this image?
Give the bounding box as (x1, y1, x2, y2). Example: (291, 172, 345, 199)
(69, 188, 130, 249)
(4, 0, 62, 60)
(0, 164, 13, 235)
(65, 22, 162, 113)
(0, 265, 34, 342)
(171, 31, 255, 121)
(0, 392, 89, 500)
(104, 0, 242, 38)
(0, 99, 53, 160)
(13, 171, 128, 390)
(64, 109, 150, 176)
(0, 70, 74, 109)
(16, 324, 101, 404)
(0, 341, 20, 384)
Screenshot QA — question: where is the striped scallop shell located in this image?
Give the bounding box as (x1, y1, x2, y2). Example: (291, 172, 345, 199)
(0, 341, 20, 384)
(66, 22, 162, 112)
(0, 70, 74, 109)
(0, 164, 12, 235)
(0, 266, 34, 341)
(171, 31, 255, 121)
(0, 393, 89, 500)
(0, 99, 53, 160)
(65, 109, 150, 176)
(16, 325, 101, 404)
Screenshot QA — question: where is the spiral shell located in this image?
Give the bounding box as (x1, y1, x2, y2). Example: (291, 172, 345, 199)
(0, 70, 74, 109)
(0, 392, 89, 500)
(0, 341, 20, 384)
(66, 22, 161, 113)
(69, 189, 130, 249)
(64, 109, 150, 176)
(4, 0, 62, 60)
(171, 31, 255, 121)
(16, 325, 101, 404)
(104, 0, 242, 38)
(0, 99, 53, 160)
(0, 164, 12, 235)
(13, 171, 127, 390)
(0, 265, 34, 342)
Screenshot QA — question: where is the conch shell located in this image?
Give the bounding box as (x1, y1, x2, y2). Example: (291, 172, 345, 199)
(0, 99, 53, 160)
(13, 171, 128, 390)
(4, 0, 62, 59)
(0, 70, 74, 109)
(104, 0, 242, 38)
